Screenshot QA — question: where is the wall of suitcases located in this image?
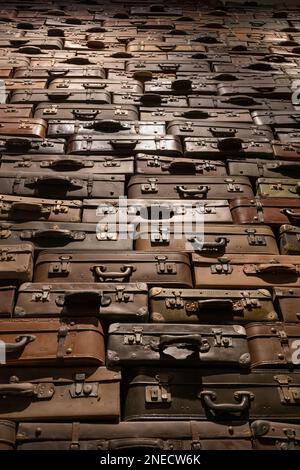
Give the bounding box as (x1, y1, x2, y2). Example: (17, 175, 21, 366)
(1, 0, 300, 451)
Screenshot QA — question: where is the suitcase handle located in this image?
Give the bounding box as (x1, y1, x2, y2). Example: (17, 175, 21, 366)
(88, 120, 129, 133)
(20, 229, 82, 241)
(110, 139, 138, 150)
(282, 208, 300, 221)
(9, 39, 29, 46)
(47, 69, 69, 78)
(94, 265, 135, 281)
(246, 64, 274, 71)
(217, 138, 243, 152)
(72, 110, 99, 120)
(209, 127, 236, 137)
(166, 161, 197, 174)
(139, 94, 162, 106)
(83, 83, 107, 89)
(291, 114, 300, 122)
(157, 45, 176, 51)
(244, 263, 299, 275)
(266, 162, 300, 172)
(176, 185, 209, 196)
(171, 79, 192, 92)
(56, 290, 111, 308)
(108, 438, 164, 450)
(86, 40, 106, 50)
(158, 63, 180, 72)
(64, 57, 93, 65)
(46, 158, 88, 170)
(10, 201, 49, 215)
(4, 138, 33, 152)
(0, 383, 36, 396)
(196, 299, 236, 312)
(180, 110, 210, 119)
(158, 334, 209, 352)
(262, 54, 286, 63)
(200, 390, 253, 413)
(26, 176, 83, 189)
(4, 335, 35, 354)
(226, 96, 258, 106)
(188, 236, 228, 252)
(18, 46, 43, 54)
(251, 86, 275, 92)
(48, 91, 72, 101)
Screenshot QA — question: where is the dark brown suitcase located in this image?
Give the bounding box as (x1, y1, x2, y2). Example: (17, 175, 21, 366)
(0, 366, 120, 421)
(0, 282, 17, 317)
(16, 421, 252, 450)
(112, 93, 188, 108)
(0, 195, 82, 222)
(14, 282, 148, 323)
(135, 154, 227, 176)
(279, 224, 300, 254)
(252, 111, 300, 128)
(149, 287, 278, 324)
(230, 198, 300, 227)
(167, 122, 272, 139)
(174, 72, 289, 87)
(217, 84, 291, 99)
(0, 105, 33, 119)
(63, 40, 126, 53)
(140, 108, 252, 123)
(127, 176, 254, 200)
(29, 55, 125, 70)
(251, 420, 300, 450)
(144, 79, 217, 95)
(0, 421, 16, 450)
(10, 90, 112, 105)
(273, 287, 300, 323)
(228, 160, 300, 180)
(123, 368, 300, 422)
(107, 323, 250, 368)
(0, 317, 105, 367)
(192, 253, 300, 289)
(273, 142, 300, 161)
(0, 172, 125, 199)
(0, 137, 66, 155)
(184, 137, 274, 159)
(34, 104, 138, 121)
(14, 66, 107, 79)
(189, 95, 294, 111)
(33, 251, 193, 287)
(0, 243, 33, 283)
(0, 119, 47, 138)
(246, 322, 300, 368)
(48, 78, 143, 94)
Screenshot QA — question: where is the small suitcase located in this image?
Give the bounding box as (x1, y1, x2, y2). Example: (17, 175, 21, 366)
(0, 137, 65, 155)
(149, 287, 277, 324)
(190, 95, 294, 111)
(217, 84, 291, 99)
(140, 108, 253, 123)
(167, 122, 272, 139)
(251, 420, 300, 450)
(126, 60, 210, 74)
(184, 138, 274, 159)
(34, 103, 138, 121)
(256, 178, 300, 199)
(273, 287, 300, 323)
(0, 243, 33, 283)
(0, 105, 33, 119)
(228, 159, 300, 180)
(107, 323, 250, 368)
(2, 79, 47, 90)
(135, 154, 227, 176)
(279, 224, 300, 254)
(0, 282, 17, 317)
(112, 93, 188, 108)
(48, 78, 143, 94)
(230, 198, 300, 227)
(144, 79, 217, 95)
(14, 66, 107, 79)
(0, 119, 47, 138)
(0, 421, 16, 450)
(10, 90, 112, 105)
(33, 251, 193, 287)
(252, 111, 300, 128)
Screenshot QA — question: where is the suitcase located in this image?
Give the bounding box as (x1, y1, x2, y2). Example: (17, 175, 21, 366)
(67, 135, 183, 157)
(0, 317, 105, 367)
(144, 79, 218, 96)
(149, 287, 278, 324)
(0, 421, 16, 450)
(10, 90, 112, 105)
(2, 79, 48, 90)
(112, 93, 188, 108)
(279, 224, 300, 254)
(103, 19, 174, 29)
(0, 39, 63, 50)
(0, 172, 125, 199)
(14, 282, 149, 323)
(246, 322, 300, 368)
(34, 104, 138, 121)
(192, 253, 300, 289)
(135, 155, 227, 176)
(252, 111, 300, 128)
(276, 129, 300, 144)
(251, 420, 300, 450)
(0, 118, 47, 139)
(126, 60, 210, 74)
(167, 122, 272, 139)
(217, 84, 292, 99)
(0, 366, 120, 421)
(0, 195, 82, 223)
(0, 57, 30, 68)
(107, 323, 250, 368)
(33, 251, 193, 287)
(0, 282, 17, 317)
(127, 176, 254, 200)
(0, 221, 133, 253)
(273, 287, 300, 323)
(82, 199, 233, 225)
(0, 105, 33, 119)
(0, 137, 66, 155)
(48, 79, 143, 94)
(184, 138, 273, 159)
(130, 6, 182, 16)
(63, 40, 126, 53)
(174, 73, 289, 87)
(123, 368, 300, 421)
(189, 95, 294, 111)
(135, 224, 278, 255)
(127, 42, 206, 53)
(230, 198, 300, 227)
(14, 66, 107, 79)
(29, 56, 125, 70)
(142, 108, 252, 123)
(0, 243, 33, 283)
(107, 70, 176, 82)
(257, 178, 300, 199)
(228, 160, 300, 181)
(0, 155, 134, 177)
(16, 420, 252, 450)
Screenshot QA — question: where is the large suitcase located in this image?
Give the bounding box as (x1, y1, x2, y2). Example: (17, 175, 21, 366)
(144, 79, 217, 95)
(48, 78, 143, 94)
(33, 251, 193, 287)
(0, 282, 17, 317)
(127, 176, 254, 200)
(112, 93, 188, 108)
(251, 420, 300, 450)
(184, 137, 273, 159)
(0, 119, 47, 138)
(273, 287, 300, 323)
(0, 317, 105, 367)
(34, 103, 138, 121)
(0, 421, 16, 450)
(0, 105, 33, 119)
(0, 243, 33, 283)
(192, 254, 300, 289)
(107, 323, 250, 368)
(252, 111, 300, 128)
(0, 366, 120, 421)
(126, 60, 210, 74)
(189, 95, 294, 111)
(0, 137, 66, 155)
(10, 90, 112, 105)
(230, 198, 300, 227)
(228, 160, 300, 180)
(217, 84, 291, 99)
(149, 287, 277, 324)
(135, 154, 227, 176)
(140, 108, 253, 123)
(123, 368, 300, 422)
(16, 421, 252, 450)
(247, 320, 300, 368)
(256, 178, 300, 199)
(167, 122, 272, 139)
(272, 143, 300, 161)
(279, 224, 300, 254)
(14, 66, 107, 79)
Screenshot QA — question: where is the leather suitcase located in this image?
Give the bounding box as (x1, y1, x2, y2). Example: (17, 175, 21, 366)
(103, 19, 174, 29)
(107, 323, 250, 368)
(0, 155, 134, 177)
(0, 282, 17, 317)
(251, 420, 300, 450)
(130, 6, 182, 16)
(0, 105, 33, 118)
(29, 56, 125, 70)
(189, 95, 294, 111)
(0, 317, 105, 367)
(252, 111, 300, 128)
(0, 366, 120, 421)
(192, 253, 300, 289)
(107, 70, 176, 82)
(67, 135, 183, 156)
(135, 155, 227, 176)
(0, 119, 47, 138)
(0, 421, 16, 450)
(174, 73, 289, 87)
(14, 282, 149, 323)
(276, 129, 300, 144)
(0, 195, 82, 223)
(123, 368, 300, 422)
(127, 176, 254, 200)
(48, 79, 143, 94)
(135, 224, 278, 255)
(0, 173, 125, 199)
(34, 104, 138, 121)
(217, 84, 291, 99)
(63, 40, 126, 53)
(10, 90, 112, 105)
(279, 224, 300, 254)
(14, 66, 107, 79)
(168, 52, 232, 63)
(212, 60, 294, 73)
(0, 243, 33, 283)
(0, 221, 133, 252)
(16, 421, 252, 450)
(126, 60, 210, 74)
(0, 39, 64, 50)
(2, 79, 48, 90)
(183, 138, 273, 159)
(112, 93, 188, 108)
(82, 199, 233, 225)
(167, 122, 272, 139)
(141, 108, 252, 123)
(144, 79, 218, 96)
(33, 251, 193, 287)
(247, 321, 300, 368)
(230, 198, 300, 227)
(228, 160, 300, 181)
(273, 287, 300, 323)
(0, 57, 30, 68)
(127, 42, 206, 53)
(149, 287, 277, 324)
(257, 178, 300, 199)
(0, 137, 66, 155)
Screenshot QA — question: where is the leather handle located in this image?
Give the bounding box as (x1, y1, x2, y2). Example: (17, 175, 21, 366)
(201, 391, 252, 413)
(110, 139, 137, 150)
(83, 83, 107, 89)
(94, 265, 135, 280)
(48, 159, 86, 170)
(167, 161, 196, 174)
(282, 208, 300, 220)
(159, 334, 205, 350)
(18, 46, 42, 54)
(47, 69, 69, 78)
(72, 110, 98, 120)
(140, 94, 162, 106)
(188, 236, 228, 252)
(245, 263, 298, 275)
(4, 138, 32, 152)
(48, 91, 71, 101)
(217, 137, 243, 152)
(10, 202, 44, 214)
(181, 110, 210, 119)
(21, 229, 75, 240)
(176, 185, 209, 196)
(109, 439, 163, 450)
(4, 335, 35, 354)
(27, 176, 83, 189)
(0, 383, 36, 396)
(59, 291, 102, 306)
(157, 45, 176, 51)
(227, 96, 258, 106)
(210, 127, 236, 137)
(197, 299, 235, 311)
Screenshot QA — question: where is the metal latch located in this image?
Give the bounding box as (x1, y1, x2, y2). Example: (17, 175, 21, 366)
(165, 291, 184, 308)
(141, 178, 158, 193)
(155, 256, 177, 274)
(49, 255, 71, 275)
(70, 373, 100, 399)
(226, 181, 242, 192)
(275, 375, 300, 404)
(31, 285, 51, 302)
(151, 227, 170, 243)
(212, 328, 232, 348)
(96, 224, 117, 241)
(53, 201, 68, 214)
(211, 257, 233, 274)
(145, 378, 172, 404)
(42, 106, 58, 115)
(246, 229, 267, 246)
(115, 285, 133, 303)
(124, 326, 143, 345)
(57, 325, 69, 359)
(147, 156, 161, 167)
(0, 249, 15, 262)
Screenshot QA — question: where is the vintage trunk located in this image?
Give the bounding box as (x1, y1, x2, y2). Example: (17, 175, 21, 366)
(0, 421, 16, 450)
(273, 287, 300, 323)
(251, 420, 300, 450)
(135, 155, 227, 176)
(230, 198, 300, 227)
(184, 138, 273, 159)
(0, 137, 66, 155)
(48, 78, 143, 94)
(0, 244, 33, 283)
(228, 160, 300, 180)
(10, 90, 112, 105)
(0, 282, 17, 317)
(140, 108, 253, 123)
(34, 103, 138, 121)
(0, 119, 47, 138)
(14, 66, 107, 79)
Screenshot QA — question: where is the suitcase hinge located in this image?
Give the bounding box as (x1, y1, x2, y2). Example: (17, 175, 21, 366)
(32, 285, 51, 302)
(124, 326, 143, 345)
(165, 290, 184, 308)
(115, 285, 133, 303)
(70, 373, 100, 399)
(49, 255, 71, 275)
(141, 178, 158, 193)
(211, 257, 233, 274)
(42, 105, 58, 115)
(275, 375, 300, 404)
(96, 224, 117, 241)
(245, 229, 267, 246)
(212, 328, 232, 348)
(155, 256, 177, 274)
(0, 248, 15, 262)
(151, 227, 170, 243)
(57, 325, 69, 359)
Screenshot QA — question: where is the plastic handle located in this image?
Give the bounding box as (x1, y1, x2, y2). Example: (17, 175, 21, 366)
(176, 185, 209, 196)
(188, 236, 228, 251)
(94, 265, 135, 280)
(201, 391, 252, 413)
(0, 383, 36, 396)
(5, 335, 35, 354)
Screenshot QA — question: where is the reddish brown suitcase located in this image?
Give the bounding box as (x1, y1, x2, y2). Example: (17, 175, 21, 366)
(0, 105, 33, 119)
(135, 154, 227, 176)
(273, 287, 300, 323)
(230, 198, 300, 227)
(0, 119, 47, 138)
(184, 138, 274, 159)
(0, 421, 16, 450)
(0, 243, 33, 283)
(0, 137, 66, 155)
(251, 420, 300, 450)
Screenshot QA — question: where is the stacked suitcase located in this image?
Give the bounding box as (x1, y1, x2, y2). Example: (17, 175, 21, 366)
(1, 0, 300, 452)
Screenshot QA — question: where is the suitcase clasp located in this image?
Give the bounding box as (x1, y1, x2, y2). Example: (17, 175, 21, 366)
(151, 227, 170, 244)
(96, 224, 117, 241)
(32, 286, 51, 302)
(0, 248, 15, 262)
(141, 178, 158, 193)
(212, 328, 232, 348)
(165, 290, 184, 308)
(275, 375, 300, 404)
(70, 373, 100, 399)
(115, 286, 133, 303)
(145, 385, 172, 403)
(245, 229, 267, 246)
(155, 256, 177, 274)
(210, 257, 233, 274)
(49, 255, 71, 275)
(124, 327, 143, 345)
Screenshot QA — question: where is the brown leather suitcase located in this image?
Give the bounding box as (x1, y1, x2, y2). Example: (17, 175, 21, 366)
(149, 287, 277, 324)
(174, 72, 289, 87)
(0, 366, 120, 421)
(0, 282, 17, 317)
(140, 108, 253, 123)
(14, 282, 149, 323)
(103, 18, 175, 29)
(144, 79, 218, 95)
(230, 198, 300, 227)
(0, 137, 66, 155)
(14, 66, 107, 79)
(0, 195, 82, 223)
(279, 224, 300, 254)
(228, 159, 300, 180)
(252, 111, 300, 128)
(0, 317, 105, 367)
(217, 84, 292, 99)
(16, 421, 252, 450)
(112, 93, 188, 108)
(2, 79, 48, 90)
(0, 39, 64, 50)
(273, 142, 300, 160)
(0, 57, 30, 68)
(0, 421, 16, 450)
(33, 251, 193, 287)
(0, 243, 33, 283)
(251, 420, 300, 450)
(0, 105, 33, 118)
(135, 154, 227, 176)
(246, 322, 300, 368)
(107, 323, 250, 368)
(273, 287, 300, 323)
(276, 129, 300, 144)
(126, 60, 210, 74)
(184, 138, 274, 159)
(189, 95, 294, 111)
(48, 78, 143, 94)
(107, 70, 176, 82)
(10, 90, 112, 105)
(34, 104, 138, 121)
(63, 40, 126, 53)
(127, 42, 206, 53)
(257, 178, 300, 199)
(0, 119, 47, 138)
(127, 176, 254, 200)
(192, 253, 300, 289)
(167, 122, 272, 139)
(29, 55, 125, 70)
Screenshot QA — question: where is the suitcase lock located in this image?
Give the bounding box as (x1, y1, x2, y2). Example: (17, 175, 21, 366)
(145, 374, 172, 404)
(165, 291, 185, 308)
(49, 256, 71, 275)
(0, 248, 15, 262)
(124, 327, 143, 345)
(245, 229, 266, 246)
(141, 178, 158, 193)
(151, 227, 170, 244)
(155, 256, 177, 274)
(210, 258, 233, 274)
(70, 373, 100, 399)
(275, 375, 300, 404)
